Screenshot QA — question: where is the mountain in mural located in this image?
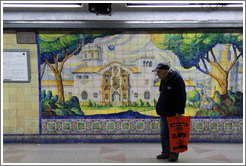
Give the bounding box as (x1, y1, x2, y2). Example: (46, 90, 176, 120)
(86, 110, 158, 118)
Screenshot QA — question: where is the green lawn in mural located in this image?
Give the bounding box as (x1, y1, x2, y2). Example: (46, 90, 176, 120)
(38, 31, 243, 118)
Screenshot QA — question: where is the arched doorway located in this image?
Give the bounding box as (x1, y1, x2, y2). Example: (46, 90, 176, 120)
(112, 91, 121, 106)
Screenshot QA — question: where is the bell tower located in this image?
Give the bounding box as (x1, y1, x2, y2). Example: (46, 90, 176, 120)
(81, 43, 103, 66)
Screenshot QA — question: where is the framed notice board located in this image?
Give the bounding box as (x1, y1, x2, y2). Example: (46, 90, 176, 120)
(3, 49, 31, 83)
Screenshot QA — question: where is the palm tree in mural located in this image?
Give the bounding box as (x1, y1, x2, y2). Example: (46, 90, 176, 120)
(150, 32, 243, 95)
(39, 32, 116, 105)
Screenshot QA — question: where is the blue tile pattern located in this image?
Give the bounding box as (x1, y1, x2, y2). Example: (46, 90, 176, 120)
(42, 117, 243, 137)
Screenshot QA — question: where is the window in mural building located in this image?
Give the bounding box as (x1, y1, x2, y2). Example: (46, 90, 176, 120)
(145, 79, 149, 85)
(81, 91, 88, 100)
(83, 75, 89, 79)
(144, 91, 150, 100)
(149, 61, 152, 67)
(76, 75, 82, 79)
(146, 61, 149, 67)
(94, 93, 98, 98)
(38, 30, 243, 119)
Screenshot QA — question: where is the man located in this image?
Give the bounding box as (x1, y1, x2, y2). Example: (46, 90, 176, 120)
(152, 63, 186, 162)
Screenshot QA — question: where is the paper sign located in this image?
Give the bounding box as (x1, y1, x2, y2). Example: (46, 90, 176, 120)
(3, 50, 30, 82)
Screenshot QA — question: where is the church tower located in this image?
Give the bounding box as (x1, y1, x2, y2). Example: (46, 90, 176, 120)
(81, 43, 103, 66)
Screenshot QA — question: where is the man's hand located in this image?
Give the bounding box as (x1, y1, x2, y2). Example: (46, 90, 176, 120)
(176, 113, 181, 119)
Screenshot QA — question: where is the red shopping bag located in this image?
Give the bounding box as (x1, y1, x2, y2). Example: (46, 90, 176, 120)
(167, 116, 190, 153)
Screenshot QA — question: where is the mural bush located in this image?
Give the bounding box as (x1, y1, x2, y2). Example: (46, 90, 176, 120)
(131, 102, 138, 107)
(144, 102, 151, 107)
(42, 93, 84, 117)
(228, 90, 243, 115)
(138, 99, 144, 107)
(87, 99, 93, 107)
(213, 91, 222, 106)
(188, 90, 201, 104)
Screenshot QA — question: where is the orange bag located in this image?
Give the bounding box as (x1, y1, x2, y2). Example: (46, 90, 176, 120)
(167, 116, 190, 153)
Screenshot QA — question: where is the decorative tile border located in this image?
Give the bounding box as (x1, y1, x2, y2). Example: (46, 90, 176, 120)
(41, 118, 243, 136)
(3, 117, 243, 143)
(42, 118, 161, 135)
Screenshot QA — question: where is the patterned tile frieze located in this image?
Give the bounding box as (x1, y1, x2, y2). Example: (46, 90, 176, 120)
(42, 118, 243, 137)
(42, 118, 161, 135)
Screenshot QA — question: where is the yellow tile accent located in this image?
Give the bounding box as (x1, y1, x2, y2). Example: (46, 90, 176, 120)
(8, 109, 17, 118)
(24, 127, 33, 134)
(16, 127, 25, 134)
(3, 31, 40, 134)
(9, 119, 17, 127)
(9, 103, 17, 109)
(3, 120, 9, 128)
(17, 110, 25, 118)
(24, 103, 32, 110)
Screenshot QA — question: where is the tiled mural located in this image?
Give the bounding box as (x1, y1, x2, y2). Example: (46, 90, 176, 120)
(39, 31, 243, 117)
(37, 31, 243, 142)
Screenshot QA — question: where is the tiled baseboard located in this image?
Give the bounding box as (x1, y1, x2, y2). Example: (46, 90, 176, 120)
(3, 117, 243, 143)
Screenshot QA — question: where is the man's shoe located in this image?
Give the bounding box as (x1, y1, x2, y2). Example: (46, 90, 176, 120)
(168, 155, 178, 162)
(156, 154, 169, 159)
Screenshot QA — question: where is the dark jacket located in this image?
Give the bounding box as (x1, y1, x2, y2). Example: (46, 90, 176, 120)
(156, 70, 186, 117)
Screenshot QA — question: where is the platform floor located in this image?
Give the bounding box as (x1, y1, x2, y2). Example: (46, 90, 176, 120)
(2, 143, 244, 164)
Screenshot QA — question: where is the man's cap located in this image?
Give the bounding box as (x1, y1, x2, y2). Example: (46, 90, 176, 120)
(152, 63, 170, 72)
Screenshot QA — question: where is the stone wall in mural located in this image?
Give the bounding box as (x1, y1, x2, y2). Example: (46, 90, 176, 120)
(38, 31, 243, 118)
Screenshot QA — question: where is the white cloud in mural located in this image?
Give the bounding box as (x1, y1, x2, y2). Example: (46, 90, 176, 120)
(63, 54, 82, 68)
(94, 33, 151, 59)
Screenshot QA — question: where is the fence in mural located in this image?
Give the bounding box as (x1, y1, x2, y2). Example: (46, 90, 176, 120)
(38, 31, 243, 140)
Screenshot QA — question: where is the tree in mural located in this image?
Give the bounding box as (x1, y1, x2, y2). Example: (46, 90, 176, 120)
(39, 33, 82, 105)
(187, 89, 201, 106)
(150, 32, 243, 95)
(39, 32, 116, 105)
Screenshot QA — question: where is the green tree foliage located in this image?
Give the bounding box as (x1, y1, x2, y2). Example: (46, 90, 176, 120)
(131, 102, 138, 107)
(87, 99, 93, 107)
(138, 99, 144, 107)
(66, 96, 80, 108)
(153, 98, 157, 107)
(144, 102, 151, 107)
(41, 90, 46, 100)
(52, 95, 58, 103)
(45, 90, 53, 101)
(213, 91, 222, 106)
(71, 107, 84, 116)
(188, 90, 201, 103)
(150, 32, 243, 95)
